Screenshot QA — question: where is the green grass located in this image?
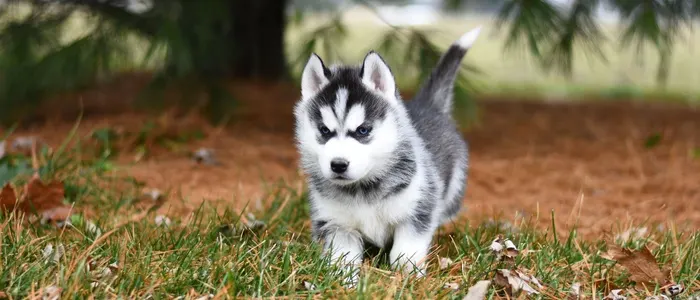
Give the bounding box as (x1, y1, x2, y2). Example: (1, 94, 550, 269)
(1, 132, 699, 299)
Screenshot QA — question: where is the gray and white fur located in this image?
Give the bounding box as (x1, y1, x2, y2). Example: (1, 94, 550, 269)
(293, 27, 481, 285)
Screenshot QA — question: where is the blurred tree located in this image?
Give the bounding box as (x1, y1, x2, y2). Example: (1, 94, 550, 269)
(0, 0, 698, 125)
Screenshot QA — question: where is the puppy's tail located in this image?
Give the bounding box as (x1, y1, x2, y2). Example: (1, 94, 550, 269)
(413, 26, 482, 114)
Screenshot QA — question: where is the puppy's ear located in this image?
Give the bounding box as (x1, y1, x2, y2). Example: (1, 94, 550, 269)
(360, 51, 396, 100)
(301, 53, 330, 101)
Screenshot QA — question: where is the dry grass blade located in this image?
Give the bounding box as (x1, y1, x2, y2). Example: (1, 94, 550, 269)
(602, 245, 668, 287)
(463, 280, 491, 300)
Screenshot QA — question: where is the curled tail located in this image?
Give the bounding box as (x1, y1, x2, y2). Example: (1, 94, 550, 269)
(413, 26, 482, 114)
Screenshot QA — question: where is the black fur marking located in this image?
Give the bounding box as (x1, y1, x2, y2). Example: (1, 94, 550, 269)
(412, 181, 437, 234)
(312, 219, 329, 241)
(307, 67, 389, 146)
(338, 178, 383, 197)
(382, 150, 417, 199)
(385, 182, 409, 198)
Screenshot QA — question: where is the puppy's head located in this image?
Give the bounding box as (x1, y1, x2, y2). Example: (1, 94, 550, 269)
(294, 52, 403, 185)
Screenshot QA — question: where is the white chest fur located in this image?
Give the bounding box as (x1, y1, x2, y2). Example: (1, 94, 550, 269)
(312, 169, 426, 247)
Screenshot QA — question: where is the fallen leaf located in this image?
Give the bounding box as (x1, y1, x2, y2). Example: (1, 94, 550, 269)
(494, 269, 540, 296)
(41, 285, 61, 300)
(489, 235, 504, 253)
(23, 175, 65, 212)
(443, 282, 460, 290)
(504, 239, 519, 258)
(0, 184, 18, 211)
(194, 295, 214, 300)
(85, 221, 102, 237)
(644, 296, 670, 300)
(42, 243, 65, 264)
(463, 280, 491, 300)
(514, 269, 544, 289)
(602, 245, 667, 287)
(0, 290, 7, 298)
(439, 257, 453, 270)
(604, 289, 627, 300)
(568, 282, 581, 300)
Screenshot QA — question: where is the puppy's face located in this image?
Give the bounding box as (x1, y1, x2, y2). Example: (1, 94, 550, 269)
(294, 52, 401, 185)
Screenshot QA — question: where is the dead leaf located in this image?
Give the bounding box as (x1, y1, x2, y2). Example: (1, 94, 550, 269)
(494, 269, 540, 296)
(41, 285, 61, 300)
(490, 235, 504, 253)
(568, 282, 581, 300)
(0, 290, 7, 299)
(602, 245, 667, 287)
(443, 282, 460, 290)
(514, 269, 544, 289)
(439, 257, 453, 270)
(23, 175, 65, 213)
(644, 296, 670, 300)
(0, 184, 18, 211)
(42, 243, 65, 264)
(463, 280, 491, 300)
(85, 221, 102, 237)
(604, 289, 627, 300)
(504, 239, 519, 258)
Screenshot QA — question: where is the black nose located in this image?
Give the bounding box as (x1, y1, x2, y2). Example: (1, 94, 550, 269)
(330, 159, 349, 173)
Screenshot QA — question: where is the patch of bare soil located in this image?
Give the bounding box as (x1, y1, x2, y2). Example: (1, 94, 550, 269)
(6, 75, 700, 238)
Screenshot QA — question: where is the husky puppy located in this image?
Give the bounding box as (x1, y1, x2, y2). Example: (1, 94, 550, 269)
(293, 27, 481, 285)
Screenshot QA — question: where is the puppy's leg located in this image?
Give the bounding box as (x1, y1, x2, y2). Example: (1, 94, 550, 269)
(389, 221, 434, 278)
(317, 224, 364, 287)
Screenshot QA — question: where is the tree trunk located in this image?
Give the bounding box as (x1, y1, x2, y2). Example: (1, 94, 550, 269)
(229, 0, 289, 81)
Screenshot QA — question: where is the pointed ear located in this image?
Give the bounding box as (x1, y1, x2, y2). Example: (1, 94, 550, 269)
(361, 51, 396, 100)
(301, 53, 330, 101)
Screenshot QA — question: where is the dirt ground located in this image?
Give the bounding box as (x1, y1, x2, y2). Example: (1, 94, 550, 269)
(7, 74, 700, 239)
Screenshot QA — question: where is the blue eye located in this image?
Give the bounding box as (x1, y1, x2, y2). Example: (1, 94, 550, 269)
(356, 126, 371, 136)
(319, 125, 331, 134)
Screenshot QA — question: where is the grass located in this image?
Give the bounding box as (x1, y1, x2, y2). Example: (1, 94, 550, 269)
(1, 131, 699, 299)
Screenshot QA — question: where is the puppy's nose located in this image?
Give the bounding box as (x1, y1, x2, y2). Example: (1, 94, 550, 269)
(330, 159, 349, 174)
